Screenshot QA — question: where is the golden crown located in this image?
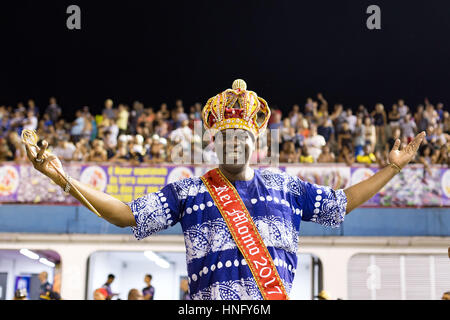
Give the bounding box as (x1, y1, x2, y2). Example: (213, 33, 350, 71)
(202, 79, 271, 137)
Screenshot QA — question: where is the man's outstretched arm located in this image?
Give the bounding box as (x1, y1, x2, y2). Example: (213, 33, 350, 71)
(344, 131, 426, 214)
(24, 140, 136, 228)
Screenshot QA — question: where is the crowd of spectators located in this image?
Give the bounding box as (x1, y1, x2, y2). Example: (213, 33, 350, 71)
(0, 94, 449, 168)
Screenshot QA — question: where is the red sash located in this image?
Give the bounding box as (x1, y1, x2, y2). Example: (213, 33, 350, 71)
(201, 168, 289, 300)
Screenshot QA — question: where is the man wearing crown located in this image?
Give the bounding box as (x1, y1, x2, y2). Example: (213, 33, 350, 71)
(25, 80, 426, 300)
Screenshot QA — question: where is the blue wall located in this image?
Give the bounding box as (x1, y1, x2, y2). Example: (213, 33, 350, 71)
(0, 205, 449, 236)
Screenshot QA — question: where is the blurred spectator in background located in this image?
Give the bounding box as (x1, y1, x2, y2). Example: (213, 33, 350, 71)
(101, 274, 118, 300)
(337, 121, 352, 151)
(102, 99, 115, 120)
(103, 131, 117, 159)
(72, 137, 90, 161)
(180, 278, 191, 300)
(316, 93, 328, 118)
(102, 118, 119, 149)
(27, 99, 40, 117)
(128, 289, 144, 300)
(415, 105, 428, 133)
(388, 103, 401, 131)
(10, 110, 24, 135)
(117, 104, 130, 135)
(142, 274, 155, 300)
(174, 99, 188, 129)
(55, 119, 70, 141)
(37, 113, 55, 137)
(356, 104, 369, 119)
(127, 135, 145, 164)
(289, 104, 300, 128)
(337, 144, 355, 166)
(317, 115, 333, 144)
(45, 97, 61, 124)
(372, 103, 387, 146)
(362, 116, 376, 151)
(7, 131, 26, 162)
(423, 102, 439, 127)
(317, 144, 335, 163)
(400, 113, 417, 143)
(268, 109, 283, 130)
(110, 139, 130, 163)
(436, 144, 449, 166)
(304, 124, 326, 162)
(129, 100, 144, 135)
(87, 139, 108, 162)
(345, 108, 357, 132)
(279, 141, 298, 163)
(38, 271, 53, 300)
(70, 110, 85, 144)
(418, 144, 434, 177)
(441, 291, 450, 300)
(23, 110, 38, 132)
(299, 145, 313, 163)
(170, 119, 192, 148)
(0, 138, 13, 161)
(93, 288, 108, 300)
(356, 144, 377, 165)
(331, 103, 345, 135)
(353, 117, 365, 157)
(158, 103, 170, 120)
(146, 135, 167, 164)
(398, 99, 409, 119)
(154, 119, 169, 139)
(52, 138, 76, 162)
(280, 119, 293, 142)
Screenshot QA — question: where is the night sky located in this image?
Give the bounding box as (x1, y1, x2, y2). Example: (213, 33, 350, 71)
(0, 0, 449, 119)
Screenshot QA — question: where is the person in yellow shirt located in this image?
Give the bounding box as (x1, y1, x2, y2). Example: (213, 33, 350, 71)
(356, 144, 377, 164)
(299, 145, 314, 163)
(117, 104, 129, 135)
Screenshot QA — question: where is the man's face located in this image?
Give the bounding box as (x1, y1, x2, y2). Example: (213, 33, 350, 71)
(214, 129, 255, 169)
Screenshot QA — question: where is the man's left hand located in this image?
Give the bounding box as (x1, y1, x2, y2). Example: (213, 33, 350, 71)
(389, 131, 426, 169)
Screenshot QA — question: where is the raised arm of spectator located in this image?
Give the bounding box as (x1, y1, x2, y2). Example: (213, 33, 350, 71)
(317, 93, 327, 109)
(344, 131, 426, 214)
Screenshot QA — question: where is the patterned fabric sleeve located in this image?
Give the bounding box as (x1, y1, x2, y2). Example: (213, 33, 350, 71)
(300, 181, 347, 228)
(126, 183, 181, 240)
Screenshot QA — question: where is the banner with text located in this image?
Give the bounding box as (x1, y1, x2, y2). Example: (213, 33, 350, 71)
(0, 163, 448, 207)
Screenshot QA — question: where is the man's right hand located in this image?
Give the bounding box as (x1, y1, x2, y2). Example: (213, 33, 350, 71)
(24, 140, 66, 186)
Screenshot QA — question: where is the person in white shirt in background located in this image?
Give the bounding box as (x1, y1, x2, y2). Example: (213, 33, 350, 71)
(102, 118, 119, 149)
(289, 104, 300, 128)
(398, 99, 409, 119)
(52, 138, 76, 162)
(304, 124, 326, 162)
(22, 110, 38, 131)
(399, 113, 417, 143)
(345, 108, 357, 132)
(169, 119, 192, 149)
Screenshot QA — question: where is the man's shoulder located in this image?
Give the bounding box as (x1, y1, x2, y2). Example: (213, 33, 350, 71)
(256, 168, 305, 195)
(257, 168, 300, 183)
(169, 175, 205, 200)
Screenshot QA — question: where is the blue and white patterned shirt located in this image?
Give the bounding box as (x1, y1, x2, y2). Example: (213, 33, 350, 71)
(126, 168, 347, 300)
